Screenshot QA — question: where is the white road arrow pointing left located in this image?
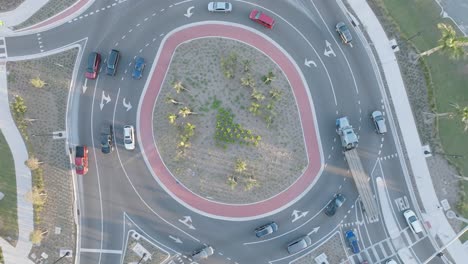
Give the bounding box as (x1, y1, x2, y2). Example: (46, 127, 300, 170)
(184, 6, 194, 18)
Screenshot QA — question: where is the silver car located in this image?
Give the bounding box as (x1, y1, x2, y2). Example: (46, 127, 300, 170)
(336, 22, 353, 44)
(192, 245, 214, 260)
(371, 110, 387, 134)
(208, 2, 232, 12)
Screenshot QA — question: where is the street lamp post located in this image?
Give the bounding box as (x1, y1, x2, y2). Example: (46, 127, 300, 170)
(52, 251, 70, 264)
(137, 253, 147, 264)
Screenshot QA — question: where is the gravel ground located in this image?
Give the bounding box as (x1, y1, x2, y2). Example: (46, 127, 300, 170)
(0, 0, 25, 12)
(6, 48, 78, 263)
(122, 231, 168, 264)
(13, 0, 77, 30)
(153, 37, 308, 204)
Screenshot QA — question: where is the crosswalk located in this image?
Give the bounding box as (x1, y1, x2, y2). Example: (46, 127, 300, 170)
(0, 37, 7, 59)
(348, 227, 426, 264)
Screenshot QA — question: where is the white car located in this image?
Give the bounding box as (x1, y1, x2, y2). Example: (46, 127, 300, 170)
(371, 110, 387, 134)
(403, 209, 423, 234)
(386, 259, 398, 264)
(208, 2, 232, 12)
(123, 125, 135, 150)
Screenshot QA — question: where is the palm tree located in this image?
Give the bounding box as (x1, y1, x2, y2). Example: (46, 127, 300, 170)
(249, 102, 261, 115)
(168, 113, 177, 124)
(184, 123, 196, 137)
(25, 156, 42, 170)
(179, 107, 196, 118)
(227, 175, 238, 190)
(244, 176, 259, 191)
(240, 74, 256, 88)
(30, 77, 47, 88)
(242, 60, 251, 73)
(172, 81, 189, 93)
(262, 71, 276, 85)
(419, 23, 468, 59)
(165, 95, 183, 105)
(235, 159, 247, 173)
(269, 88, 282, 100)
(251, 89, 265, 101)
(453, 103, 468, 131)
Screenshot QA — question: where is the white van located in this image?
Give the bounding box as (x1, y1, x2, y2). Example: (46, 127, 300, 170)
(287, 236, 311, 254)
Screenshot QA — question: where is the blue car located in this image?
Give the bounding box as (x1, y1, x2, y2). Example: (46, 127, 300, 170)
(132, 56, 146, 79)
(345, 230, 360, 254)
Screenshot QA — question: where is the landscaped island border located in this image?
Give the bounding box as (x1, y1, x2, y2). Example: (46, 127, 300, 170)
(138, 22, 322, 219)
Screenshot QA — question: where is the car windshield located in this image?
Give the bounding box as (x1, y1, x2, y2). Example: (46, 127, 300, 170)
(124, 138, 133, 144)
(255, 12, 261, 19)
(409, 215, 417, 222)
(339, 25, 347, 31)
(76, 165, 83, 170)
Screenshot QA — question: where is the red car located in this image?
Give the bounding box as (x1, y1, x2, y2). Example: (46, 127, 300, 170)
(85, 52, 101, 79)
(75, 145, 89, 175)
(249, 9, 275, 29)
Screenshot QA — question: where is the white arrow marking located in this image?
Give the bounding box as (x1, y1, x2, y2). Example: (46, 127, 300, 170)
(304, 58, 317, 68)
(169, 235, 182, 244)
(184, 6, 194, 18)
(122, 98, 132, 111)
(82, 78, 88, 93)
(307, 226, 320, 236)
(291, 210, 309, 223)
(178, 216, 195, 230)
(324, 40, 336, 57)
(100, 90, 111, 110)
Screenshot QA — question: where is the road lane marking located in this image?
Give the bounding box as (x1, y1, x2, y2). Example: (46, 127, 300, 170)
(80, 248, 122, 254)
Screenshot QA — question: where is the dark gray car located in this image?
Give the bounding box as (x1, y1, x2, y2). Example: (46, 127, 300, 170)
(336, 22, 352, 44)
(106, 49, 120, 76)
(325, 193, 346, 216)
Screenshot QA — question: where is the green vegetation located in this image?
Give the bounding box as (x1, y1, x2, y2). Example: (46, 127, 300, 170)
(0, 130, 18, 242)
(379, 0, 468, 240)
(215, 107, 261, 147)
(0, 246, 4, 264)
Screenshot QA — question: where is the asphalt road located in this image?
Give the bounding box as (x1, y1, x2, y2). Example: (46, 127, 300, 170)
(4, 0, 445, 263)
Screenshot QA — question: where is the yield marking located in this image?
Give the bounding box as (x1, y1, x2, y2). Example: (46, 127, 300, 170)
(184, 6, 194, 18)
(291, 210, 308, 223)
(394, 196, 409, 212)
(178, 216, 195, 230)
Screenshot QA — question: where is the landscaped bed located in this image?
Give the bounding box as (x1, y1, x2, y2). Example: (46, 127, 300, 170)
(153, 38, 308, 204)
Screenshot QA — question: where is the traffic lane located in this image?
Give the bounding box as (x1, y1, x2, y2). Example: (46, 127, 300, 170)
(4, 34, 43, 57)
(78, 165, 105, 250)
(411, 236, 444, 264)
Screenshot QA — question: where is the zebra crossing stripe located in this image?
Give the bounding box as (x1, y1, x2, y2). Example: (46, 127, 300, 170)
(0, 37, 7, 59)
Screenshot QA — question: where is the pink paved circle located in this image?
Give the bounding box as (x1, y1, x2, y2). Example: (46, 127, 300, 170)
(139, 23, 321, 218)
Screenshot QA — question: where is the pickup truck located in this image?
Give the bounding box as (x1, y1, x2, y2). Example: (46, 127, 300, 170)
(75, 145, 88, 175)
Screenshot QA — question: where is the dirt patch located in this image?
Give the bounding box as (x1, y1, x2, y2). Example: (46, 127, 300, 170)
(153, 37, 308, 204)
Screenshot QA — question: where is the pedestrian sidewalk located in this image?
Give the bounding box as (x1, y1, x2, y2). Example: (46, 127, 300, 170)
(348, 0, 468, 262)
(0, 63, 35, 264)
(0, 0, 49, 34)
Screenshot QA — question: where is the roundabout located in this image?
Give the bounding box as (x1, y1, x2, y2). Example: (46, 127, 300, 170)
(139, 22, 322, 219)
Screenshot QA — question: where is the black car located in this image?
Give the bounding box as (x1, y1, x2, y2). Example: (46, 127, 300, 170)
(255, 222, 278, 238)
(100, 124, 114, 154)
(106, 49, 120, 76)
(324, 193, 346, 216)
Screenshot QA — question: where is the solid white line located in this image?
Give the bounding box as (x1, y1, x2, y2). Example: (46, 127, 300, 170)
(80, 248, 122, 254)
(90, 73, 104, 264)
